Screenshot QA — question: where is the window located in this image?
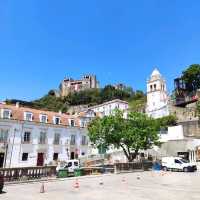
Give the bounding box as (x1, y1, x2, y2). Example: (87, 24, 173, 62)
(53, 153, 59, 161)
(2, 109, 11, 119)
(53, 116, 60, 125)
(81, 135, 87, 145)
(0, 129, 8, 143)
(70, 135, 76, 145)
(70, 152, 75, 159)
(150, 85, 153, 91)
(159, 128, 167, 135)
(80, 120, 85, 128)
(23, 132, 31, 143)
(175, 159, 182, 164)
(54, 133, 60, 145)
(24, 112, 33, 121)
(74, 161, 79, 166)
(70, 119, 75, 127)
(154, 84, 157, 90)
(40, 114, 47, 123)
(67, 162, 72, 167)
(39, 132, 47, 144)
(22, 153, 28, 161)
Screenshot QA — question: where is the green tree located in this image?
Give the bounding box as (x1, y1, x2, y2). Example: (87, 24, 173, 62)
(32, 95, 68, 112)
(182, 64, 200, 91)
(88, 111, 160, 162)
(157, 115, 177, 129)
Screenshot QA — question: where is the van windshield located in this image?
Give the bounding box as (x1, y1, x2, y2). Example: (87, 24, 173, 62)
(180, 159, 189, 163)
(74, 162, 79, 166)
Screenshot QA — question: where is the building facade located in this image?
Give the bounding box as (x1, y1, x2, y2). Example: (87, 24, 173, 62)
(87, 99, 129, 117)
(0, 103, 89, 168)
(59, 75, 99, 97)
(146, 68, 169, 118)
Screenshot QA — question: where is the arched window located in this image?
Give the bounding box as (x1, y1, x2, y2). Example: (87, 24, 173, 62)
(150, 85, 153, 91)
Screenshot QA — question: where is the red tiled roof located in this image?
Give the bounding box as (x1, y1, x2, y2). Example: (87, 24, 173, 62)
(0, 103, 80, 126)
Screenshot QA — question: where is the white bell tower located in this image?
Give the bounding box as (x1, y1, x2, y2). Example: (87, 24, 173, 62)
(146, 68, 169, 118)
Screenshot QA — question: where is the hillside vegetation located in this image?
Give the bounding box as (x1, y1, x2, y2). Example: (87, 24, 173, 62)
(6, 85, 146, 113)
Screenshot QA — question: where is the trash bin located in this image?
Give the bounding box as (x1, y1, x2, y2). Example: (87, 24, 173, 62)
(153, 162, 161, 171)
(57, 169, 68, 178)
(74, 169, 82, 177)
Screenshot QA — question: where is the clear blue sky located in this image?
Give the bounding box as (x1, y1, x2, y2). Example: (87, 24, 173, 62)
(1, 0, 200, 101)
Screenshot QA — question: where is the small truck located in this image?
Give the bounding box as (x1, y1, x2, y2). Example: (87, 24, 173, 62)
(161, 157, 197, 172)
(56, 159, 80, 173)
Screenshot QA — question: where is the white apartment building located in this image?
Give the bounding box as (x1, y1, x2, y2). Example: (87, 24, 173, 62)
(87, 99, 129, 117)
(0, 103, 89, 168)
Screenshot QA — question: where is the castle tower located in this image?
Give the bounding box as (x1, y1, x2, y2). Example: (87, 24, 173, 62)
(146, 68, 169, 118)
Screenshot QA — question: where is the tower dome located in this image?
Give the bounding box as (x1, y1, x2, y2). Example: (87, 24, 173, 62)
(151, 68, 161, 77)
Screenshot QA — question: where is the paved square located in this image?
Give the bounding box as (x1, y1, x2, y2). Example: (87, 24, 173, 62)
(1, 171, 200, 200)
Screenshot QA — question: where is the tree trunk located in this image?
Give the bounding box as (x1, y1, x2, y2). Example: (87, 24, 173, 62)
(120, 145, 139, 162)
(120, 144, 131, 162)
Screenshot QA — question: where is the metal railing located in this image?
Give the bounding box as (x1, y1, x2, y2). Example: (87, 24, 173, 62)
(115, 161, 153, 172)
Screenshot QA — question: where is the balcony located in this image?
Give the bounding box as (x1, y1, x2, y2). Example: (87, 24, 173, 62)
(172, 89, 199, 107)
(173, 78, 200, 107)
(174, 94, 198, 107)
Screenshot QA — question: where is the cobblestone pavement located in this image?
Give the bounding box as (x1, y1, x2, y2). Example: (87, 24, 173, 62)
(1, 171, 200, 200)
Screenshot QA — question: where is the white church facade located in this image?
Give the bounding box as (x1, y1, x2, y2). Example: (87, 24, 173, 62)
(146, 68, 169, 119)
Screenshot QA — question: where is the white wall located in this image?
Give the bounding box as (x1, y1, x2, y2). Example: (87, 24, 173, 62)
(159, 125, 184, 143)
(91, 101, 128, 116)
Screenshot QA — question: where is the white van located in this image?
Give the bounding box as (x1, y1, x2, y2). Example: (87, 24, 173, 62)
(64, 160, 80, 173)
(161, 157, 197, 172)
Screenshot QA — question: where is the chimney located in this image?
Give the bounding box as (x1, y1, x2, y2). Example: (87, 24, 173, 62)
(16, 102, 20, 108)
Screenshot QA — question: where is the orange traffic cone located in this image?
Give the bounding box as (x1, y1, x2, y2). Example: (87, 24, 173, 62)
(99, 178, 104, 185)
(40, 183, 45, 193)
(136, 175, 141, 180)
(74, 179, 80, 189)
(122, 177, 126, 183)
(160, 171, 166, 176)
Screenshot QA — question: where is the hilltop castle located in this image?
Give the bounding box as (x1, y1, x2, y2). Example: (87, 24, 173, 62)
(59, 75, 99, 97)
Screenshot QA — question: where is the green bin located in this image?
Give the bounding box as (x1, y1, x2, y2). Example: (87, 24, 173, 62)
(58, 169, 68, 178)
(74, 168, 82, 177)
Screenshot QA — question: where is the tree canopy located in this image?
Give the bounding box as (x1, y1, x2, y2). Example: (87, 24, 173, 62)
(88, 111, 161, 162)
(64, 85, 143, 106)
(182, 64, 200, 91)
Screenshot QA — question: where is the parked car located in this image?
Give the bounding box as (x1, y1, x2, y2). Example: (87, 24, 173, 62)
(56, 160, 80, 173)
(161, 157, 197, 172)
(0, 173, 4, 193)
